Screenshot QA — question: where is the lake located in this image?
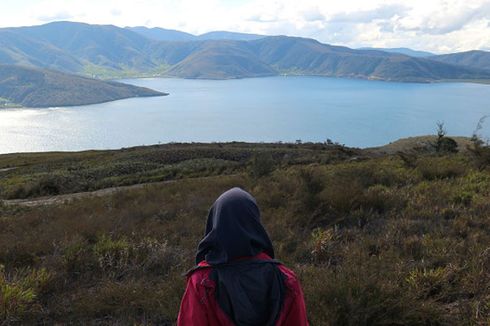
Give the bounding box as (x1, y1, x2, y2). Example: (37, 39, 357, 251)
(0, 76, 489, 154)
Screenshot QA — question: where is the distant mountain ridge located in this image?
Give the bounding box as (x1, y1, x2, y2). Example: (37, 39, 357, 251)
(0, 21, 490, 83)
(126, 26, 265, 42)
(430, 50, 490, 71)
(0, 65, 165, 108)
(359, 47, 435, 58)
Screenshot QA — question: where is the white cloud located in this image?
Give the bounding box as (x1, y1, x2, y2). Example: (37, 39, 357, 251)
(0, 0, 488, 53)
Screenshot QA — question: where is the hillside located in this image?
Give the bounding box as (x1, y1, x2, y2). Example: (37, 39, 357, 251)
(0, 139, 489, 324)
(247, 37, 490, 82)
(127, 26, 264, 42)
(164, 41, 276, 79)
(1, 22, 490, 82)
(0, 65, 165, 108)
(431, 50, 490, 71)
(126, 26, 196, 42)
(359, 47, 435, 57)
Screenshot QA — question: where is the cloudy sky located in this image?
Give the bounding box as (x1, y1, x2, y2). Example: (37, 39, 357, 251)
(0, 0, 489, 53)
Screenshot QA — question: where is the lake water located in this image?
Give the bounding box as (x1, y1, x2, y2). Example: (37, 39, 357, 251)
(0, 76, 489, 154)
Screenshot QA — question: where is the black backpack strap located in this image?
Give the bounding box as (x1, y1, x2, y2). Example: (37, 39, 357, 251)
(184, 258, 283, 277)
(184, 264, 213, 277)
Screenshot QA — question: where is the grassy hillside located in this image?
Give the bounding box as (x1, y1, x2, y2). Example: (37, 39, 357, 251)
(431, 50, 490, 71)
(248, 37, 490, 82)
(2, 22, 490, 82)
(0, 139, 489, 325)
(0, 65, 166, 108)
(165, 41, 276, 79)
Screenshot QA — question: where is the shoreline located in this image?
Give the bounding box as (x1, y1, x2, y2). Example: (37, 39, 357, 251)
(0, 135, 474, 156)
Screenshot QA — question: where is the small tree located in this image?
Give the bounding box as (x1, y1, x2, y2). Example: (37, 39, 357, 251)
(434, 122, 458, 153)
(468, 116, 490, 170)
(248, 152, 275, 179)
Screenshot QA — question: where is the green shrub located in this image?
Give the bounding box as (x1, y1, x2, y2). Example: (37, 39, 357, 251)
(248, 152, 275, 179)
(417, 157, 466, 180)
(0, 265, 51, 323)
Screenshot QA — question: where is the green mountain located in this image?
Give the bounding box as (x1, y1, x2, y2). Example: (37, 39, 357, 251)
(430, 50, 490, 71)
(246, 37, 490, 82)
(1, 22, 490, 83)
(0, 65, 165, 108)
(0, 21, 157, 76)
(165, 41, 276, 79)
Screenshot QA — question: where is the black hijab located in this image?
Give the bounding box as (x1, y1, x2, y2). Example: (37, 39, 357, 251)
(195, 187, 285, 326)
(196, 187, 275, 265)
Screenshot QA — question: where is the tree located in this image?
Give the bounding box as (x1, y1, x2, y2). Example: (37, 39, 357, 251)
(434, 122, 458, 153)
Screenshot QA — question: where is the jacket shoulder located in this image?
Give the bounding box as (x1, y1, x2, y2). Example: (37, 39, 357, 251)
(278, 265, 303, 294)
(187, 266, 215, 289)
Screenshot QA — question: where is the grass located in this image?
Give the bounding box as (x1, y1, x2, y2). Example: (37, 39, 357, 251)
(83, 63, 172, 80)
(0, 97, 22, 108)
(0, 141, 489, 325)
(0, 142, 356, 200)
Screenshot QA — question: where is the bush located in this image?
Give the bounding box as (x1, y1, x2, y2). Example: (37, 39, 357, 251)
(0, 265, 51, 323)
(417, 157, 466, 180)
(248, 152, 275, 179)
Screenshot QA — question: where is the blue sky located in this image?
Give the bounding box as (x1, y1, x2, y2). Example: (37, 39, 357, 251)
(0, 0, 489, 53)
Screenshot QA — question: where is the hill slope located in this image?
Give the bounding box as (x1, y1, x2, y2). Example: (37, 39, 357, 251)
(430, 50, 490, 71)
(126, 26, 195, 42)
(164, 41, 276, 79)
(1, 22, 490, 82)
(127, 26, 264, 42)
(0, 141, 488, 325)
(359, 47, 435, 57)
(247, 37, 490, 82)
(0, 65, 165, 108)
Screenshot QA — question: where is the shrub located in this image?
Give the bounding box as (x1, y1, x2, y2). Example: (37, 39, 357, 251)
(417, 157, 466, 180)
(433, 122, 458, 153)
(0, 265, 51, 323)
(248, 152, 275, 179)
(406, 267, 452, 299)
(310, 228, 341, 265)
(297, 167, 325, 211)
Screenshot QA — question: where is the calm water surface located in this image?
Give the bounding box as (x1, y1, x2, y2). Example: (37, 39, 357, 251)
(0, 76, 489, 154)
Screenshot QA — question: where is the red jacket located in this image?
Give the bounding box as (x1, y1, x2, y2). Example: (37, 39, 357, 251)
(177, 253, 309, 326)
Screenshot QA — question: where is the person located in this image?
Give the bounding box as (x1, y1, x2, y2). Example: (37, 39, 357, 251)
(177, 187, 309, 326)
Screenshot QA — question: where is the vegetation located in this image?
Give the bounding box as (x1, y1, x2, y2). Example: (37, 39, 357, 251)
(1, 21, 490, 82)
(0, 65, 165, 108)
(0, 138, 489, 325)
(0, 143, 355, 200)
(0, 97, 22, 108)
(127, 26, 264, 42)
(432, 50, 490, 71)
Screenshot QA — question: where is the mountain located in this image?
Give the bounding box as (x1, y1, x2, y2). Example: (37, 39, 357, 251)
(359, 47, 435, 58)
(246, 37, 490, 82)
(0, 21, 156, 75)
(430, 50, 490, 71)
(127, 26, 265, 42)
(196, 31, 264, 41)
(165, 41, 276, 79)
(0, 65, 165, 108)
(157, 36, 490, 81)
(126, 26, 195, 42)
(1, 21, 490, 83)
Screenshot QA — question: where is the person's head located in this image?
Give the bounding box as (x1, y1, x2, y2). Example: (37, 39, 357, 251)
(196, 187, 274, 265)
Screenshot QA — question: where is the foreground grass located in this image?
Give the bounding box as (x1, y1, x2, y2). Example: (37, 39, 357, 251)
(0, 142, 489, 325)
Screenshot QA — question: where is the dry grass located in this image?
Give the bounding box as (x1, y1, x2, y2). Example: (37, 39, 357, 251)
(0, 144, 489, 325)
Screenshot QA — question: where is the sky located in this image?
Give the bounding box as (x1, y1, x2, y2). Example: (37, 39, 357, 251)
(0, 0, 489, 53)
